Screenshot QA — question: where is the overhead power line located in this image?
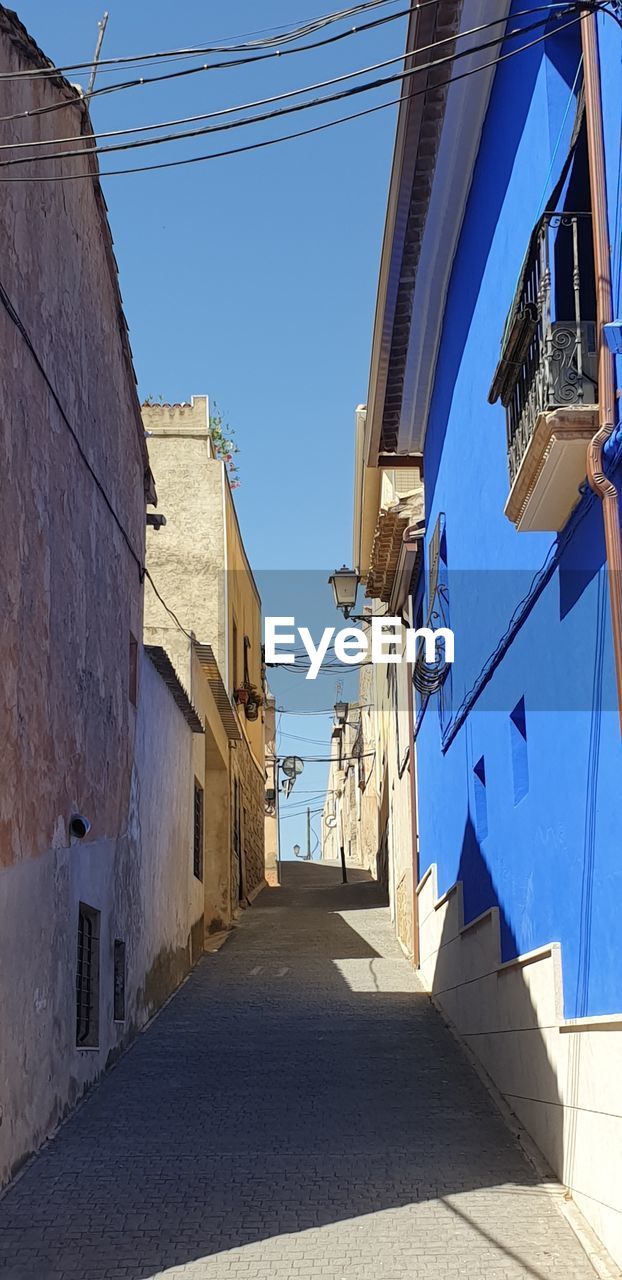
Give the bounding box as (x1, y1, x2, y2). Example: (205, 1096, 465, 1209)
(0, 0, 405, 80)
(0, 9, 589, 183)
(0, 0, 580, 129)
(0, 3, 567, 155)
(0, 0, 421, 128)
(0, 270, 197, 645)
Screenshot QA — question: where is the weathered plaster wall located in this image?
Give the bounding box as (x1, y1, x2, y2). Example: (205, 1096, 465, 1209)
(143, 399, 226, 673)
(0, 650, 201, 1188)
(0, 13, 148, 873)
(264, 696, 279, 886)
(143, 399, 265, 910)
(232, 738, 266, 903)
(131, 649, 204, 1013)
(0, 13, 201, 1190)
(355, 623, 415, 955)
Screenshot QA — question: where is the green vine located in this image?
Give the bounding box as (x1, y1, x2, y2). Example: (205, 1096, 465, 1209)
(209, 402, 240, 488)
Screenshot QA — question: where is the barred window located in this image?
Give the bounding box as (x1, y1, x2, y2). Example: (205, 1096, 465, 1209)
(113, 939, 126, 1022)
(193, 779, 204, 881)
(76, 904, 100, 1048)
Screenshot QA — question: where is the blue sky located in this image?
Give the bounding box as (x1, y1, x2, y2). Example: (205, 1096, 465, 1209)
(17, 0, 403, 854)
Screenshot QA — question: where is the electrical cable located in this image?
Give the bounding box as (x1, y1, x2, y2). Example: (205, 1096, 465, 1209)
(0, 1, 561, 144)
(0, 2, 417, 127)
(267, 751, 376, 762)
(143, 569, 194, 640)
(0, 0, 407, 80)
(0, 270, 197, 645)
(278, 731, 334, 744)
(0, 9, 589, 183)
(0, 7, 581, 168)
(0, 275, 143, 572)
(0, 2, 414, 128)
(275, 705, 371, 713)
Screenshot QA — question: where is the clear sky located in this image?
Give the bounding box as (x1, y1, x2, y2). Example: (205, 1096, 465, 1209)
(16, 0, 404, 855)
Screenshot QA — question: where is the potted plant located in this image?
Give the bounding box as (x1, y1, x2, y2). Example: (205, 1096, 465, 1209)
(243, 684, 263, 720)
(234, 686, 250, 706)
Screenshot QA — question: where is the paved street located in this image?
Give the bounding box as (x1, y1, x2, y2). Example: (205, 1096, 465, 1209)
(0, 862, 599, 1280)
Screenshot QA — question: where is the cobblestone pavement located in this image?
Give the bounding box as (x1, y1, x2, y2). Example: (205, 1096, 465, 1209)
(0, 862, 600, 1280)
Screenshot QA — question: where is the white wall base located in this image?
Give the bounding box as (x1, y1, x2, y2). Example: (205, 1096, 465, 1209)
(417, 864, 622, 1270)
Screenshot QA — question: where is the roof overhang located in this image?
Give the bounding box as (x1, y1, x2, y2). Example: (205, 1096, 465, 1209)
(145, 646, 204, 734)
(194, 643, 242, 742)
(365, 0, 511, 463)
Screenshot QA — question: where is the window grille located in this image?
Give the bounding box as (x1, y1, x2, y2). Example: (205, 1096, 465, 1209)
(113, 940, 126, 1022)
(129, 633, 138, 706)
(193, 779, 204, 881)
(76, 904, 100, 1048)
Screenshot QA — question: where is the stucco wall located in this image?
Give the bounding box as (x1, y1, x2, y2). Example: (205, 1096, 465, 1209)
(143, 399, 265, 911)
(418, 863, 622, 1268)
(0, 14, 203, 1189)
(410, 14, 622, 1265)
(0, 13, 147, 874)
(233, 738, 266, 902)
(143, 399, 227, 673)
(264, 696, 279, 885)
(0, 649, 202, 1188)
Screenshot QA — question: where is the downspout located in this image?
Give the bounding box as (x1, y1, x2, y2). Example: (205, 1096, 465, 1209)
(406, 661, 420, 967)
(400, 523, 424, 968)
(582, 11, 622, 732)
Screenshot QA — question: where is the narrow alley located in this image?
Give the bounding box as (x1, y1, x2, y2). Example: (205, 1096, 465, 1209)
(0, 864, 598, 1280)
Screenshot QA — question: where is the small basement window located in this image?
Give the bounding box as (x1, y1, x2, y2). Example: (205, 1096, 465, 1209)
(76, 903, 100, 1048)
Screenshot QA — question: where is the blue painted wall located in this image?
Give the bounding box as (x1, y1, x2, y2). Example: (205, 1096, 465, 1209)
(415, 8, 622, 1019)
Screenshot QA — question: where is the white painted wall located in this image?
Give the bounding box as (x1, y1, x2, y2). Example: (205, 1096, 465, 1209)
(0, 650, 202, 1188)
(417, 864, 622, 1269)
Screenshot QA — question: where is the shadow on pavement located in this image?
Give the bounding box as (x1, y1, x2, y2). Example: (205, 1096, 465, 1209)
(0, 863, 592, 1280)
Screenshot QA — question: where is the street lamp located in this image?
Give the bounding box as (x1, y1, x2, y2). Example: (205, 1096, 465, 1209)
(333, 699, 349, 725)
(328, 565, 360, 619)
(293, 843, 301, 859)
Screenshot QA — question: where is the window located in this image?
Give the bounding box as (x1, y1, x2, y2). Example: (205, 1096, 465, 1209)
(193, 779, 204, 881)
(113, 940, 126, 1022)
(242, 806, 248, 901)
(231, 616, 239, 693)
(76, 904, 100, 1048)
(129, 633, 138, 706)
(233, 778, 243, 900)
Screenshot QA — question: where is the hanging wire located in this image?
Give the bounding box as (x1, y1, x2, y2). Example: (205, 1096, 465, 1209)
(0, 9, 590, 182)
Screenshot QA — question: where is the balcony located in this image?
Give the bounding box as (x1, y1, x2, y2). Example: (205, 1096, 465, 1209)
(489, 212, 598, 532)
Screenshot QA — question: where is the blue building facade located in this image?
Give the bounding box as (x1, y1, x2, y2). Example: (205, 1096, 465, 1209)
(414, 3, 622, 1017)
(362, 0, 622, 1261)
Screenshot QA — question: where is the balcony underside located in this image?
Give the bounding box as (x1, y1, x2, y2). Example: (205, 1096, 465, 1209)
(505, 405, 598, 532)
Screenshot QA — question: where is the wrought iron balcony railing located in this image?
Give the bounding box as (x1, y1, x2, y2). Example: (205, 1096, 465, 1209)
(489, 211, 598, 489)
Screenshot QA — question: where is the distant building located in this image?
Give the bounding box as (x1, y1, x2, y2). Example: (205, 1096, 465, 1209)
(264, 692, 280, 886)
(142, 397, 266, 931)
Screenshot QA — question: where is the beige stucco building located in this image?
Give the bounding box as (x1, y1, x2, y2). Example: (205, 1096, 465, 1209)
(263, 693, 280, 885)
(0, 10, 208, 1190)
(142, 397, 266, 931)
(323, 411, 423, 960)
